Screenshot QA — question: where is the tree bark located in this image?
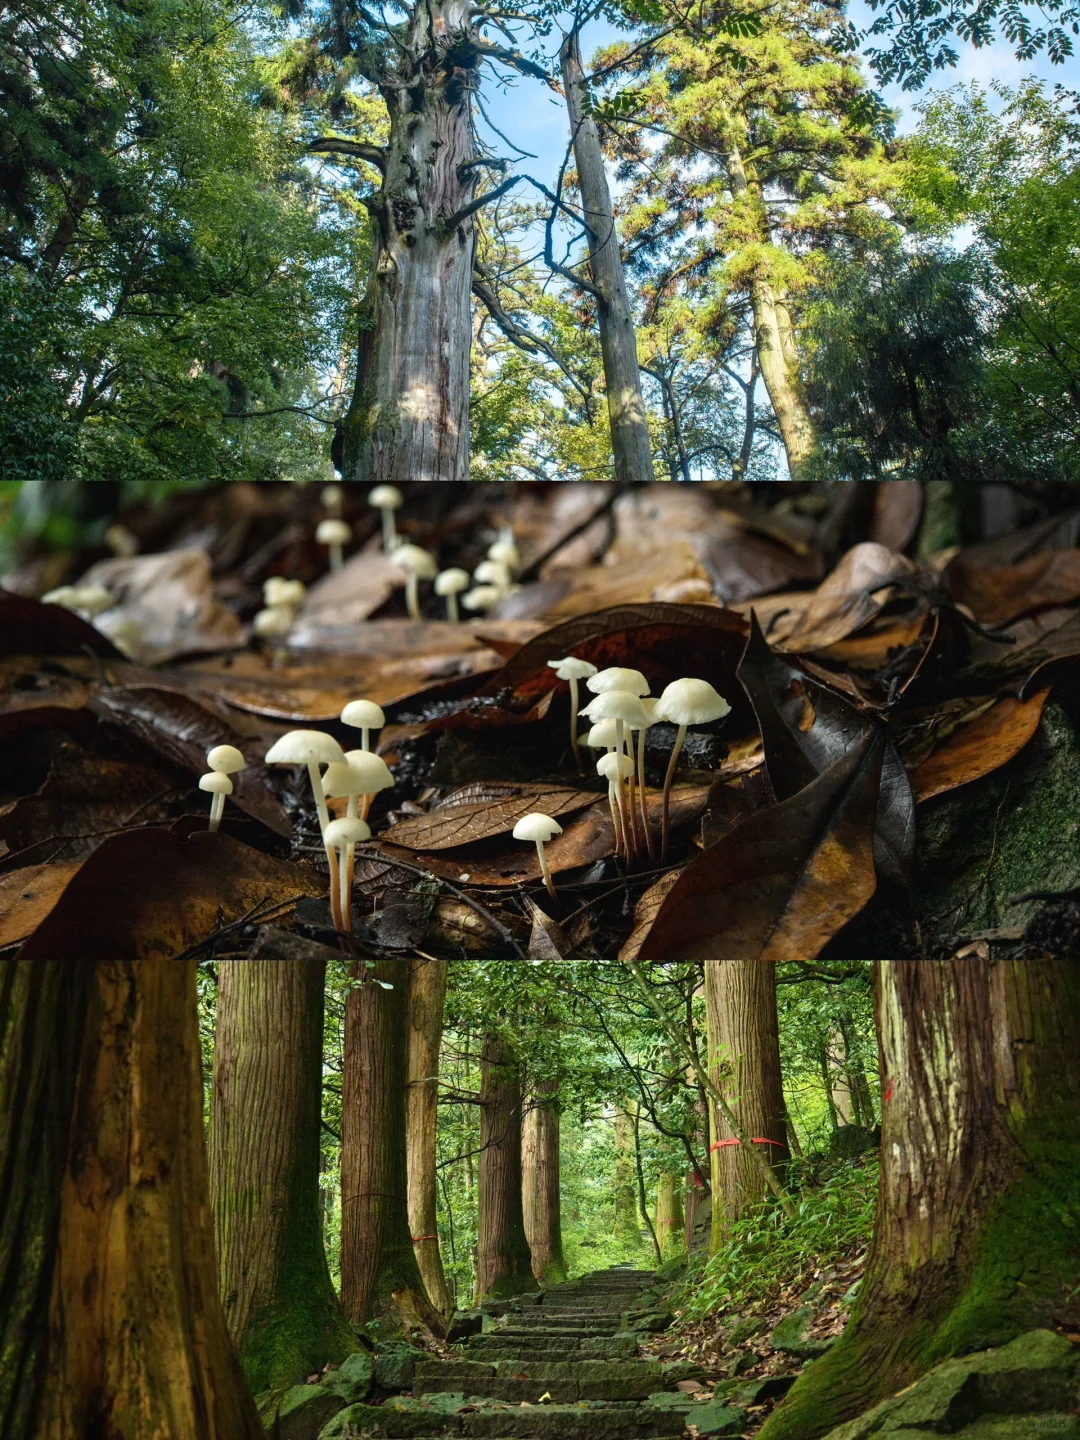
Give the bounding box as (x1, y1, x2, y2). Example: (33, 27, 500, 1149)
(340, 0, 479, 488)
(341, 958, 445, 1336)
(406, 957, 453, 1316)
(760, 952, 1080, 1440)
(522, 1081, 567, 1286)
(476, 1034, 536, 1300)
(613, 1105, 641, 1245)
(655, 1173, 684, 1260)
(208, 930, 355, 1392)
(705, 957, 789, 1252)
(560, 28, 656, 486)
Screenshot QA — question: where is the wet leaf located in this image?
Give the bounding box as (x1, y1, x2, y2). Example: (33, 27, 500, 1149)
(637, 738, 884, 964)
(949, 550, 1080, 629)
(0, 861, 82, 948)
(0, 592, 120, 659)
(870, 482, 922, 553)
(907, 688, 1051, 803)
(698, 531, 821, 607)
(381, 784, 600, 851)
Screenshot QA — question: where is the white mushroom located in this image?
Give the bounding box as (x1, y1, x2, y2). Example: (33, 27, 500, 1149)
(264, 577, 307, 610)
(43, 585, 116, 622)
(322, 483, 344, 516)
(199, 771, 232, 832)
(341, 698, 386, 753)
(512, 812, 563, 900)
(324, 816, 371, 935)
(579, 691, 647, 861)
(487, 538, 520, 573)
(369, 484, 403, 551)
(41, 586, 80, 610)
(323, 749, 394, 923)
(435, 568, 470, 623)
(104, 523, 139, 558)
(586, 667, 650, 698)
(632, 697, 659, 860)
(316, 517, 352, 573)
(390, 543, 438, 621)
(596, 751, 635, 857)
(547, 655, 599, 772)
(265, 729, 347, 927)
(461, 585, 503, 614)
(653, 678, 731, 861)
(207, 744, 246, 776)
(254, 606, 294, 641)
(473, 559, 511, 593)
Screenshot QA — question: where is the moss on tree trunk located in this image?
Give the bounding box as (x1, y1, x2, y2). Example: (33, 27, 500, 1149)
(477, 1034, 536, 1300)
(522, 1080, 567, 1286)
(406, 957, 453, 1316)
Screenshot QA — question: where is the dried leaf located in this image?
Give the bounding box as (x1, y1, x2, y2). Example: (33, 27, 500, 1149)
(908, 688, 1051, 803)
(949, 551, 1080, 629)
(381, 785, 599, 850)
(292, 544, 402, 633)
(0, 861, 82, 948)
(637, 738, 884, 964)
(618, 871, 682, 962)
(533, 542, 714, 621)
(0, 592, 120, 659)
(870, 482, 922, 553)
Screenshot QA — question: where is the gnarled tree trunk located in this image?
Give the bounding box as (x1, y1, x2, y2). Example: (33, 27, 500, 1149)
(522, 1081, 566, 1286)
(341, 958, 445, 1335)
(560, 28, 656, 486)
(706, 957, 789, 1252)
(209, 930, 355, 1392)
(406, 957, 453, 1316)
(477, 1034, 535, 1300)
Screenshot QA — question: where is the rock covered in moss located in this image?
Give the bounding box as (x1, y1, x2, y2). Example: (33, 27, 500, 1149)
(373, 1341, 426, 1391)
(321, 1349, 375, 1403)
(769, 1305, 836, 1359)
(266, 1383, 345, 1440)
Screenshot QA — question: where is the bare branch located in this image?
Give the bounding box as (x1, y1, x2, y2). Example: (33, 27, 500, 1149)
(442, 175, 520, 232)
(306, 137, 387, 171)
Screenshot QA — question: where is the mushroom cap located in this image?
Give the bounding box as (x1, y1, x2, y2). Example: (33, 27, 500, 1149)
(654, 678, 731, 727)
(639, 697, 659, 727)
(369, 485, 403, 510)
(390, 543, 438, 579)
(264, 576, 306, 609)
(512, 812, 564, 843)
(585, 719, 620, 749)
(435, 567, 470, 596)
(597, 751, 634, 781)
(254, 606, 294, 639)
(586, 667, 650, 697)
(265, 730, 345, 767)
(341, 698, 385, 731)
(104, 523, 139, 558)
(41, 586, 80, 609)
(473, 559, 511, 589)
(324, 816, 371, 848)
(322, 749, 393, 797)
(579, 690, 648, 727)
(321, 483, 343, 512)
(207, 744, 246, 774)
(462, 585, 503, 612)
(487, 539, 520, 570)
(74, 586, 115, 618)
(316, 518, 352, 546)
(199, 771, 233, 794)
(547, 656, 599, 682)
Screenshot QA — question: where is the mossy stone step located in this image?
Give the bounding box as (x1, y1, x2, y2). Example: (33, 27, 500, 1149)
(319, 1399, 685, 1438)
(465, 1336, 640, 1360)
(414, 1357, 663, 1403)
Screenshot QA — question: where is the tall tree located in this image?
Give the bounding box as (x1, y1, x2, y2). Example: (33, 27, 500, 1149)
(613, 1105, 642, 1245)
(477, 1034, 535, 1300)
(209, 931, 355, 1392)
(341, 958, 445, 1334)
(522, 1081, 567, 1285)
(655, 1173, 685, 1259)
(406, 957, 453, 1316)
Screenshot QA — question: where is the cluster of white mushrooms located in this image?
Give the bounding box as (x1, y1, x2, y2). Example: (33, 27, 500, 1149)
(41, 583, 142, 657)
(253, 576, 307, 643)
(390, 531, 520, 623)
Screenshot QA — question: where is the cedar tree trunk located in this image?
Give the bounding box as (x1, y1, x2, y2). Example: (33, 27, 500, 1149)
(340, 0, 479, 488)
(706, 957, 789, 1251)
(656, 1173, 684, 1259)
(406, 957, 453, 1316)
(760, 952, 1080, 1440)
(522, 1081, 567, 1286)
(560, 28, 656, 486)
(613, 1106, 641, 1245)
(476, 1034, 536, 1300)
(341, 958, 445, 1335)
(208, 930, 355, 1392)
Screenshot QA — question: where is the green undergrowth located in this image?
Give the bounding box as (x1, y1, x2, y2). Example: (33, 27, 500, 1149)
(680, 1156, 879, 1321)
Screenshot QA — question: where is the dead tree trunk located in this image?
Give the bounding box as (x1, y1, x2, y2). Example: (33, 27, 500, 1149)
(477, 1034, 536, 1300)
(560, 28, 656, 486)
(341, 958, 445, 1336)
(705, 957, 789, 1251)
(522, 1081, 567, 1285)
(760, 952, 1080, 1440)
(406, 957, 453, 1316)
(208, 930, 354, 1392)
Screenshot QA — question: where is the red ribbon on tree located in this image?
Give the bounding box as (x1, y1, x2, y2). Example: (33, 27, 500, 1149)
(710, 1137, 786, 1151)
(411, 1234, 438, 1242)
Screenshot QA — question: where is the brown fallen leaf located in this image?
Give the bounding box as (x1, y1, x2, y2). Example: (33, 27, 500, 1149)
(0, 591, 120, 659)
(291, 542, 401, 632)
(870, 481, 923, 553)
(908, 688, 1051, 803)
(381, 784, 600, 851)
(949, 550, 1080, 629)
(618, 870, 683, 963)
(0, 860, 82, 948)
(538, 542, 714, 620)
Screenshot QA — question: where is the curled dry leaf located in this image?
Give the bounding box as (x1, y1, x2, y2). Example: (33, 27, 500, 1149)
(618, 870, 683, 963)
(381, 784, 600, 851)
(637, 738, 884, 965)
(949, 550, 1080, 630)
(522, 542, 714, 622)
(908, 688, 1051, 803)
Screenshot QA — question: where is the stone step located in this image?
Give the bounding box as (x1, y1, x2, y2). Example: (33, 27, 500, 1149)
(320, 1400, 686, 1438)
(465, 1336, 639, 1360)
(493, 1326, 623, 1342)
(505, 1315, 624, 1330)
(415, 1358, 663, 1405)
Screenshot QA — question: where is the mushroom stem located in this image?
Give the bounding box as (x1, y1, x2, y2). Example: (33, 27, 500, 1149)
(338, 843, 352, 935)
(361, 727, 371, 753)
(614, 719, 633, 863)
(344, 794, 359, 928)
(381, 508, 397, 553)
(306, 761, 342, 931)
(329, 541, 344, 573)
(209, 791, 225, 833)
(405, 572, 421, 621)
(638, 728, 655, 861)
(626, 730, 642, 861)
(446, 592, 459, 623)
(569, 676, 583, 771)
(535, 840, 557, 900)
(661, 722, 688, 863)
(606, 778, 624, 856)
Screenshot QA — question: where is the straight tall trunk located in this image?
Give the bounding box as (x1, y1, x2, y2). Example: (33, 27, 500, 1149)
(613, 1106, 641, 1245)
(341, 958, 445, 1335)
(522, 1081, 567, 1286)
(560, 28, 656, 486)
(406, 957, 453, 1316)
(340, 0, 479, 488)
(476, 1034, 536, 1300)
(208, 930, 355, 1392)
(655, 1173, 684, 1260)
(706, 957, 789, 1252)
(760, 953, 1080, 1440)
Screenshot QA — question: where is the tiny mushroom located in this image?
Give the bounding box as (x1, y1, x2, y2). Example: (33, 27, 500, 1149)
(106, 615, 143, 659)
(473, 558, 512, 594)
(632, 697, 659, 859)
(207, 743, 246, 776)
(579, 690, 648, 861)
(369, 484, 403, 551)
(435, 567, 470, 622)
(264, 729, 346, 926)
(586, 666, 650, 698)
(596, 750, 635, 856)
(105, 523, 139, 558)
(199, 772, 232, 832)
(323, 817, 371, 934)
(341, 698, 385, 752)
(487, 537, 520, 573)
(461, 584, 503, 614)
(546, 655, 599, 771)
(264, 576, 307, 610)
(253, 606, 294, 642)
(43, 585, 115, 621)
(512, 812, 563, 900)
(316, 517, 352, 573)
(322, 748, 393, 924)
(322, 483, 344, 515)
(390, 543, 437, 621)
(653, 677, 731, 860)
